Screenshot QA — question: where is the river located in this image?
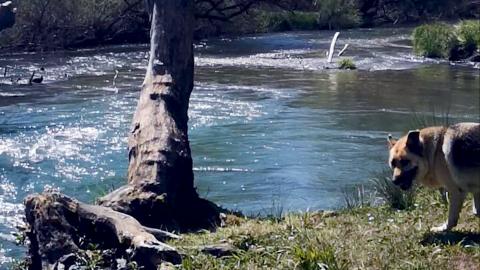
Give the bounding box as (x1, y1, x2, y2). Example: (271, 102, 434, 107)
(0, 27, 479, 263)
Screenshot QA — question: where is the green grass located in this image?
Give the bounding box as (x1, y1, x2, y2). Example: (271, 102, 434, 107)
(457, 20, 480, 52)
(413, 23, 458, 58)
(171, 188, 480, 269)
(413, 21, 480, 60)
(371, 169, 416, 210)
(338, 58, 356, 70)
(293, 242, 348, 270)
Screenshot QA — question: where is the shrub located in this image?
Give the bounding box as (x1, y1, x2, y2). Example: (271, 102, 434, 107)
(412, 23, 458, 58)
(457, 20, 480, 52)
(338, 58, 356, 69)
(315, 0, 361, 30)
(1, 0, 147, 50)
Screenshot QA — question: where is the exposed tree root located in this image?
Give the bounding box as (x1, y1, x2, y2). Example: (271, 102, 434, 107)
(24, 192, 182, 269)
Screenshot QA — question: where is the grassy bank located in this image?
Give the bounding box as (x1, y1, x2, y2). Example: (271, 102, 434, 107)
(170, 188, 479, 269)
(413, 20, 480, 60)
(11, 175, 480, 269)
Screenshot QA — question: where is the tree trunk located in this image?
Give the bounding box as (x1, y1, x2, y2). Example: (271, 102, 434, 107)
(22, 1, 221, 268)
(99, 0, 220, 231)
(128, 0, 195, 201)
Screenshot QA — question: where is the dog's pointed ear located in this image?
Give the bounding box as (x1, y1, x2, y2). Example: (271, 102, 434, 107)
(406, 130, 423, 156)
(387, 134, 397, 149)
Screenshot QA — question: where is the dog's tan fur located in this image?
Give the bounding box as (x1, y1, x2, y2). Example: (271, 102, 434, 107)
(388, 122, 480, 232)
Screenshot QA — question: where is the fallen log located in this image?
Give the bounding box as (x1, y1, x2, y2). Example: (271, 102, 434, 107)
(24, 192, 182, 269)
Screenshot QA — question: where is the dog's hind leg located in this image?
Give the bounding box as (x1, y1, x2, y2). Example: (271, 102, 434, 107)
(431, 190, 467, 232)
(473, 192, 480, 217)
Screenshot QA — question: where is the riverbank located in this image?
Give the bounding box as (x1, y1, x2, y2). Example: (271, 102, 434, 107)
(171, 188, 479, 269)
(1, 29, 479, 266)
(412, 20, 480, 62)
(12, 188, 479, 269)
(1, 0, 479, 52)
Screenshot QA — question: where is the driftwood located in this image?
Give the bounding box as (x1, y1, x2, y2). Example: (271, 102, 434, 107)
(338, 44, 349, 57)
(24, 192, 182, 269)
(327, 32, 340, 63)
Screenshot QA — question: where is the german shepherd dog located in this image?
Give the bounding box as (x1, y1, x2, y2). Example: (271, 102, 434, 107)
(387, 122, 480, 232)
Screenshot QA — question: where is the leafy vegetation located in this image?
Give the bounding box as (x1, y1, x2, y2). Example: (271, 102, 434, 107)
(412, 23, 458, 58)
(172, 188, 480, 269)
(261, 11, 319, 32)
(2, 0, 479, 50)
(0, 0, 147, 50)
(315, 0, 361, 29)
(413, 20, 480, 60)
(338, 58, 357, 70)
(457, 20, 480, 52)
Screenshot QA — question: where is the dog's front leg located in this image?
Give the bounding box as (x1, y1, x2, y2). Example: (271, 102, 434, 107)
(473, 192, 480, 217)
(431, 190, 466, 232)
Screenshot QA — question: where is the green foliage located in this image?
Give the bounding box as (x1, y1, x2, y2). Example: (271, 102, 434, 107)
(294, 242, 348, 270)
(412, 23, 458, 58)
(315, 0, 361, 30)
(260, 11, 319, 32)
(457, 20, 480, 51)
(413, 21, 480, 60)
(1, 0, 147, 50)
(371, 169, 416, 210)
(338, 58, 357, 70)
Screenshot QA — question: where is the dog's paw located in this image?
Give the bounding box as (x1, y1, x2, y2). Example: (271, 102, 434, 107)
(430, 223, 450, 232)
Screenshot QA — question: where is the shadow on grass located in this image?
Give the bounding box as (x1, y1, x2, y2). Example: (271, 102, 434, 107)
(421, 231, 480, 246)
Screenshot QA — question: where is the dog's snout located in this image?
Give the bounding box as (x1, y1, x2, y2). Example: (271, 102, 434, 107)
(391, 167, 418, 190)
(392, 169, 402, 181)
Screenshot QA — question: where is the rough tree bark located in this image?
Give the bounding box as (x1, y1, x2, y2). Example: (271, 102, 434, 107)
(129, 0, 196, 196)
(24, 192, 182, 269)
(99, 0, 220, 231)
(23, 0, 220, 268)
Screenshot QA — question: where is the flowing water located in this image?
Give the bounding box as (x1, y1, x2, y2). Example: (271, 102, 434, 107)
(0, 28, 479, 263)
